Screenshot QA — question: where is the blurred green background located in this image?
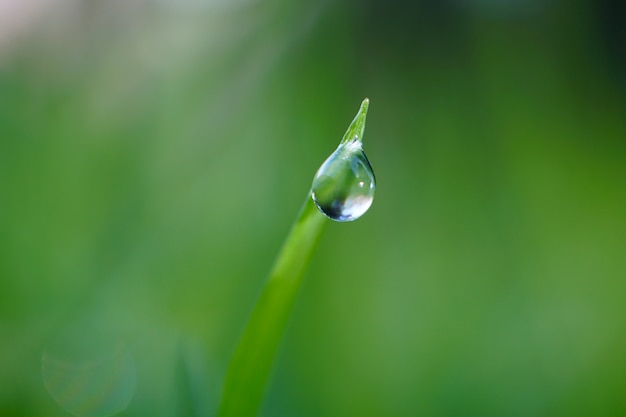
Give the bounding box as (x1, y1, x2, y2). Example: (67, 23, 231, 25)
(1, 0, 625, 416)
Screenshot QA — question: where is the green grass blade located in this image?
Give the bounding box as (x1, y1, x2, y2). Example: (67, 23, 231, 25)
(340, 98, 369, 144)
(217, 99, 371, 417)
(216, 196, 327, 417)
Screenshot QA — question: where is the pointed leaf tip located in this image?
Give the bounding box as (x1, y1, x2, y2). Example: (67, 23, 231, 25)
(341, 99, 370, 145)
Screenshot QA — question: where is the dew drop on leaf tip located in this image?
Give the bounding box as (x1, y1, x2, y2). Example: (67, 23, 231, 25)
(311, 98, 375, 222)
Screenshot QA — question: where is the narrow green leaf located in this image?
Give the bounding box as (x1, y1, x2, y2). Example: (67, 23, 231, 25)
(340, 98, 369, 145)
(216, 197, 326, 417)
(217, 99, 372, 417)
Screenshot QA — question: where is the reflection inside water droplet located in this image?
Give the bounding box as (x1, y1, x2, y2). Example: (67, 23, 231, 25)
(311, 141, 375, 222)
(42, 342, 136, 417)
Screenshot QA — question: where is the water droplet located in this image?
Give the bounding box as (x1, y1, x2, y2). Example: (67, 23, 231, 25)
(311, 99, 375, 222)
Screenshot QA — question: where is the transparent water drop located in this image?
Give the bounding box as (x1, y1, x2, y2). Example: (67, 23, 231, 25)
(311, 98, 375, 222)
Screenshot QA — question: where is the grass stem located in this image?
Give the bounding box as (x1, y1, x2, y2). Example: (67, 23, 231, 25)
(216, 196, 327, 417)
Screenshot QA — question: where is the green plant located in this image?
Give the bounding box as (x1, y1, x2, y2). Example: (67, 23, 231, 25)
(217, 98, 373, 417)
